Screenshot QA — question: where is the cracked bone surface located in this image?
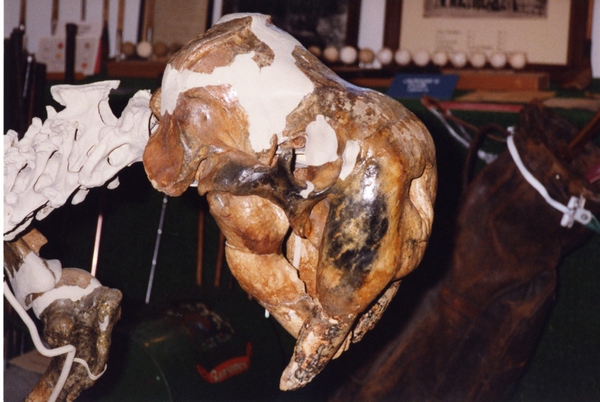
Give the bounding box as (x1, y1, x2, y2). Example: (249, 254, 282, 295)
(5, 230, 122, 402)
(143, 13, 437, 390)
(32, 269, 122, 402)
(4, 80, 153, 241)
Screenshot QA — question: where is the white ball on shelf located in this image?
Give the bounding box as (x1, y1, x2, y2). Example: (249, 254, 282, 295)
(509, 52, 527, 69)
(413, 50, 430, 67)
(121, 41, 136, 58)
(376, 47, 393, 65)
(308, 45, 322, 58)
(432, 51, 448, 67)
(323, 46, 340, 63)
(489, 52, 507, 69)
(394, 49, 411, 66)
(136, 41, 153, 58)
(450, 52, 467, 68)
(469, 52, 487, 69)
(340, 46, 358, 65)
(359, 48, 376, 65)
(153, 41, 168, 57)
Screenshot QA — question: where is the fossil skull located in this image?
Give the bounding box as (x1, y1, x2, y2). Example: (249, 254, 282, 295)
(143, 13, 437, 390)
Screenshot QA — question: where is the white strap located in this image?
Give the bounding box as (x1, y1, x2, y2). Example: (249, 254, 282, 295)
(507, 134, 594, 228)
(4, 282, 108, 401)
(4, 281, 75, 402)
(74, 357, 107, 380)
(427, 106, 498, 164)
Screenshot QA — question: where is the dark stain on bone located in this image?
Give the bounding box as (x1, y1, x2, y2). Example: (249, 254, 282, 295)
(325, 161, 389, 287)
(211, 149, 330, 235)
(212, 150, 304, 204)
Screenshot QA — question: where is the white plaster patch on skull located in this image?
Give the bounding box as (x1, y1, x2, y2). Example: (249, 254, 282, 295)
(340, 140, 361, 180)
(292, 233, 303, 269)
(4, 81, 153, 240)
(160, 14, 315, 153)
(6, 252, 63, 310)
(299, 181, 315, 199)
(303, 115, 339, 167)
(32, 275, 102, 318)
(99, 315, 110, 332)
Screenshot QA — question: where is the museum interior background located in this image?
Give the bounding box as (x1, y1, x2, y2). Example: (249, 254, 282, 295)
(4, 0, 600, 401)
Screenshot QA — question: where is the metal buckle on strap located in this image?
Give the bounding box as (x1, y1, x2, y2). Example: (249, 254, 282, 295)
(507, 134, 600, 233)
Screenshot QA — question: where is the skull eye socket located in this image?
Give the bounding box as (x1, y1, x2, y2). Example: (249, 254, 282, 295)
(150, 88, 162, 118)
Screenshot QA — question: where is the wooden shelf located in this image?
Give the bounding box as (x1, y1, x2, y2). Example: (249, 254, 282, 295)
(46, 72, 86, 81)
(347, 77, 393, 88)
(443, 69, 550, 91)
(106, 60, 167, 78)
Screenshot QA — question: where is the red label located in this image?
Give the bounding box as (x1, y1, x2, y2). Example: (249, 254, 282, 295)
(195, 342, 252, 383)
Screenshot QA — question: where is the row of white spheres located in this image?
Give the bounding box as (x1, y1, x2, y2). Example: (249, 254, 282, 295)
(404, 49, 527, 69)
(311, 45, 527, 70)
(309, 45, 383, 65)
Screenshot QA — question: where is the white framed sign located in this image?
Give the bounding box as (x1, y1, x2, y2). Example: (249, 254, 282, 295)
(399, 1, 572, 66)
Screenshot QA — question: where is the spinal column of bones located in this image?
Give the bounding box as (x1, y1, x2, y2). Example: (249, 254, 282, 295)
(4, 80, 152, 401)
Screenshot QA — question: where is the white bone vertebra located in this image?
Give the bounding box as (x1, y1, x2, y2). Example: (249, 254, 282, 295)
(4, 80, 153, 240)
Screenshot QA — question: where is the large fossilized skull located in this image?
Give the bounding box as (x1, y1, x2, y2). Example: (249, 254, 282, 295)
(143, 13, 437, 390)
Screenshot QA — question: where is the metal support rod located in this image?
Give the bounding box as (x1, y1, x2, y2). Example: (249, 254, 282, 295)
(145, 195, 169, 304)
(196, 209, 205, 286)
(214, 231, 225, 287)
(90, 213, 103, 277)
(90, 189, 105, 277)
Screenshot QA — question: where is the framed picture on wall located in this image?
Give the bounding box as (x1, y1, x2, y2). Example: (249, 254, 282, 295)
(139, 0, 212, 47)
(220, 0, 362, 49)
(383, 0, 590, 76)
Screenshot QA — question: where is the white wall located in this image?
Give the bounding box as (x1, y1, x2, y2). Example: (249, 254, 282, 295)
(592, 0, 600, 78)
(4, 0, 141, 58)
(358, 0, 386, 51)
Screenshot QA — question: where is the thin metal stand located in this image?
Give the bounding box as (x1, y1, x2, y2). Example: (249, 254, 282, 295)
(145, 195, 169, 304)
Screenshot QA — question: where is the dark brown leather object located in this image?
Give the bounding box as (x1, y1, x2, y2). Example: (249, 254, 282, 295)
(332, 102, 600, 402)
